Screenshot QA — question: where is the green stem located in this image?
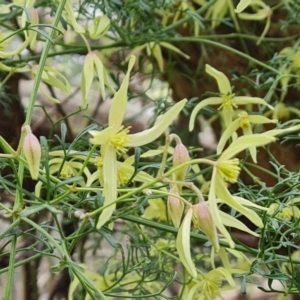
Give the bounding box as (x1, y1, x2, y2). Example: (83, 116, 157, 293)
(165, 37, 281, 75)
(21, 217, 66, 258)
(24, 0, 66, 125)
(4, 236, 17, 299)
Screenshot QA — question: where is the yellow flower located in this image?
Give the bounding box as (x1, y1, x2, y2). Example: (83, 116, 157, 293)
(269, 198, 300, 220)
(236, 0, 272, 45)
(187, 267, 235, 300)
(217, 111, 277, 162)
(189, 64, 274, 130)
(209, 134, 275, 248)
(278, 47, 300, 101)
(89, 55, 187, 229)
(124, 41, 189, 72)
(35, 150, 91, 197)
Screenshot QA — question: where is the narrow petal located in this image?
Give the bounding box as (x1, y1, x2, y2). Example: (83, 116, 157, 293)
(220, 134, 275, 161)
(235, 0, 252, 13)
(109, 55, 135, 131)
(217, 118, 240, 154)
(215, 173, 263, 228)
(205, 64, 231, 95)
(265, 124, 300, 137)
(242, 126, 257, 162)
(89, 127, 113, 145)
(248, 115, 278, 124)
(189, 97, 222, 131)
(234, 96, 274, 111)
(231, 196, 270, 211)
(176, 207, 197, 278)
(220, 211, 259, 236)
(96, 146, 118, 229)
(128, 99, 187, 147)
(209, 168, 234, 249)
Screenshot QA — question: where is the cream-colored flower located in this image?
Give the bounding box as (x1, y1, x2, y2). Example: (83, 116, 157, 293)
(189, 64, 273, 130)
(89, 55, 187, 229)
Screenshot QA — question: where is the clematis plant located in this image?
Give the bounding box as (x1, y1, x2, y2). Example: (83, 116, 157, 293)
(89, 55, 187, 229)
(189, 64, 274, 130)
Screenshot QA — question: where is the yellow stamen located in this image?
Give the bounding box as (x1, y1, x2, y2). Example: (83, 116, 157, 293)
(199, 274, 222, 297)
(218, 93, 237, 111)
(277, 207, 293, 220)
(109, 126, 131, 154)
(60, 162, 74, 178)
(117, 169, 130, 186)
(239, 111, 251, 129)
(95, 157, 104, 169)
(217, 158, 241, 183)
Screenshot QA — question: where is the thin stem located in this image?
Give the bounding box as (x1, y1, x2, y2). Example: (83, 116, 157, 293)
(165, 37, 281, 75)
(4, 236, 17, 299)
(24, 0, 66, 125)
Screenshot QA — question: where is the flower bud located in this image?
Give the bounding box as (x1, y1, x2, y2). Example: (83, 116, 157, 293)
(167, 187, 184, 228)
(173, 142, 190, 182)
(194, 201, 219, 251)
(23, 125, 41, 180)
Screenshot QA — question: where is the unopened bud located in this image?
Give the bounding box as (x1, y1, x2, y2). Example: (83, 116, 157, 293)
(194, 201, 219, 251)
(173, 142, 190, 182)
(167, 187, 184, 228)
(23, 125, 41, 180)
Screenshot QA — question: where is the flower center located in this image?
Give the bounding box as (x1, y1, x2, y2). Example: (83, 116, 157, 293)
(217, 158, 241, 183)
(239, 111, 251, 129)
(117, 169, 130, 186)
(109, 126, 131, 155)
(277, 207, 293, 220)
(218, 93, 237, 111)
(95, 157, 104, 169)
(199, 275, 222, 297)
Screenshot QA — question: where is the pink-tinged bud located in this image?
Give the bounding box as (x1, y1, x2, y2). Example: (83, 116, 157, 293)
(23, 125, 41, 180)
(194, 201, 219, 251)
(173, 142, 191, 182)
(167, 187, 184, 228)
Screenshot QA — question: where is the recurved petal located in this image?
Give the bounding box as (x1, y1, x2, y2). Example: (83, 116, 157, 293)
(109, 55, 135, 131)
(220, 211, 259, 236)
(189, 97, 222, 131)
(234, 96, 274, 111)
(128, 99, 187, 147)
(215, 173, 264, 228)
(248, 115, 278, 124)
(220, 134, 275, 161)
(206, 64, 232, 95)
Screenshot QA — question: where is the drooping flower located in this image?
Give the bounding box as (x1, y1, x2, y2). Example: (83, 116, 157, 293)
(189, 64, 274, 130)
(236, 0, 272, 45)
(89, 55, 187, 229)
(209, 134, 276, 248)
(187, 267, 236, 300)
